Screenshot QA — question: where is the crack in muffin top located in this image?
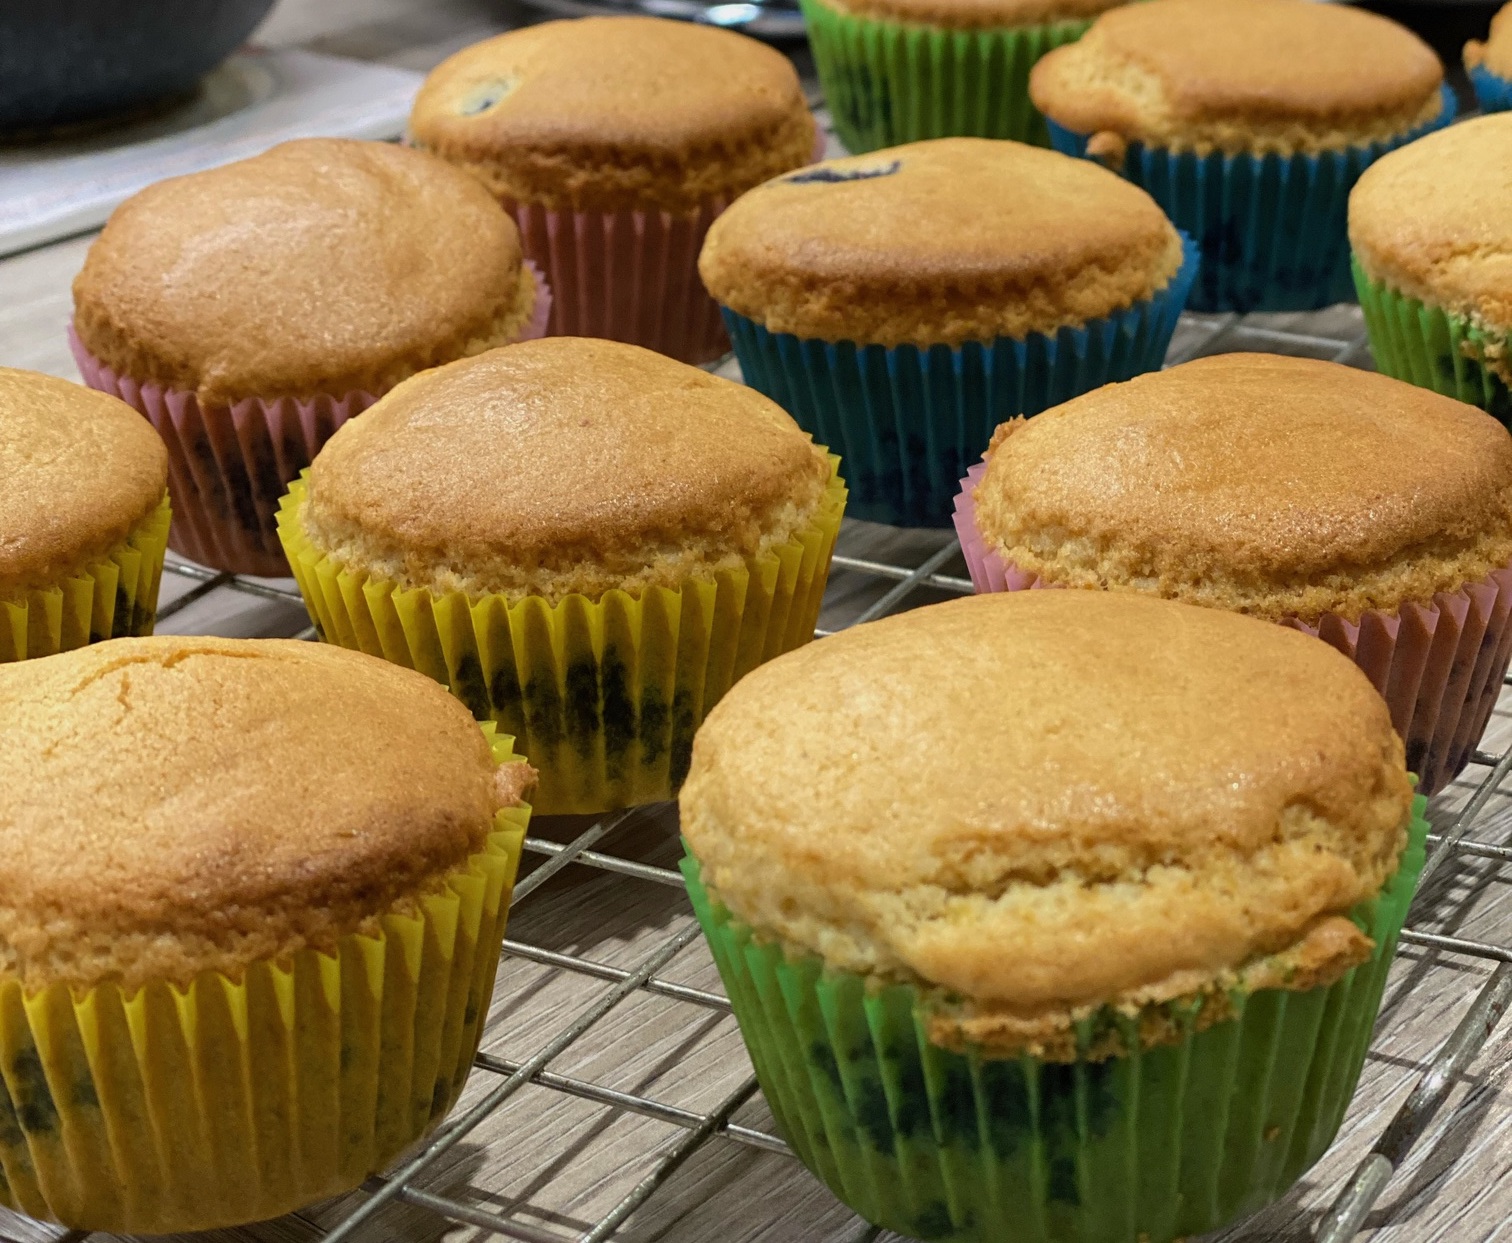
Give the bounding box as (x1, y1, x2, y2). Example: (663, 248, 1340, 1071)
(300, 337, 834, 602)
(681, 591, 1412, 1050)
(0, 636, 529, 992)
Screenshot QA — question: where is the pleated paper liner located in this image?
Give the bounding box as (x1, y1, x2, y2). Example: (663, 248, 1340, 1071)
(954, 462, 1512, 796)
(509, 198, 729, 366)
(721, 233, 1196, 529)
(684, 804, 1427, 1243)
(1471, 63, 1512, 114)
(1353, 261, 1512, 428)
(0, 493, 170, 663)
(502, 127, 823, 368)
(68, 264, 553, 579)
(0, 726, 528, 1235)
(277, 460, 846, 816)
(1047, 86, 1456, 314)
(801, 0, 1091, 153)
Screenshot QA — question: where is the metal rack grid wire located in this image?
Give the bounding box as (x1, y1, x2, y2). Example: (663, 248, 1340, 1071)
(99, 302, 1512, 1243)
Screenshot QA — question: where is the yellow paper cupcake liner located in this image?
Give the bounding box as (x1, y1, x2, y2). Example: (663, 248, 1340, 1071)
(0, 493, 171, 663)
(276, 458, 847, 816)
(0, 727, 528, 1235)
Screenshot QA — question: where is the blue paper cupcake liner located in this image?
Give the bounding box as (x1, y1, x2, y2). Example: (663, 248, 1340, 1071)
(1047, 85, 1456, 315)
(720, 234, 1198, 528)
(1471, 64, 1512, 114)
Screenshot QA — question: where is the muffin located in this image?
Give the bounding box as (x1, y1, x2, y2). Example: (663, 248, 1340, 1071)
(1466, 2, 1512, 114)
(277, 336, 845, 815)
(0, 635, 533, 1232)
(1351, 113, 1512, 425)
(957, 353, 1512, 795)
(682, 589, 1425, 1243)
(803, 0, 1129, 153)
(409, 17, 815, 366)
(0, 367, 169, 662)
(1030, 0, 1451, 313)
(699, 137, 1194, 527)
(71, 138, 548, 579)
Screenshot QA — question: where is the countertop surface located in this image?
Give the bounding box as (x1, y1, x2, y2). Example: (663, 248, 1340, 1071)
(4, 3, 1512, 1242)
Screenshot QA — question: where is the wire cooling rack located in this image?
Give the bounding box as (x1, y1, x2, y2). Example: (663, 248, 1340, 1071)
(68, 302, 1512, 1243)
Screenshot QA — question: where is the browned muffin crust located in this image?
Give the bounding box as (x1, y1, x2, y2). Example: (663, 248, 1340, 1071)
(1030, 0, 1445, 156)
(300, 337, 834, 601)
(1350, 113, 1512, 348)
(408, 17, 815, 214)
(682, 591, 1412, 1058)
(973, 354, 1512, 623)
(72, 138, 534, 406)
(0, 367, 168, 592)
(699, 138, 1185, 347)
(0, 636, 531, 992)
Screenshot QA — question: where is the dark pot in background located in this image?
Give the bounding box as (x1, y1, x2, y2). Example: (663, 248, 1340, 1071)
(1356, 1, 1501, 111)
(0, 0, 276, 136)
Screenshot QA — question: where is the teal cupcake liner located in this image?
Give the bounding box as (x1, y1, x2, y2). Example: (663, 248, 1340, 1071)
(1471, 64, 1512, 114)
(801, 0, 1091, 152)
(1047, 85, 1456, 314)
(1353, 260, 1512, 427)
(684, 801, 1427, 1243)
(720, 233, 1197, 527)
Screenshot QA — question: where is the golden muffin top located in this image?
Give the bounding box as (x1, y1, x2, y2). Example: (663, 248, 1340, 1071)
(811, 0, 1131, 35)
(681, 590, 1412, 1058)
(0, 636, 533, 992)
(72, 139, 534, 407)
(1030, 0, 1445, 156)
(409, 17, 815, 213)
(299, 337, 835, 602)
(699, 138, 1185, 347)
(0, 367, 167, 592)
(1466, 2, 1512, 79)
(972, 354, 1512, 624)
(1351, 113, 1512, 336)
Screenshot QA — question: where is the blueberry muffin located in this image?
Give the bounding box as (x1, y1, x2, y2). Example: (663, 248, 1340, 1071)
(700, 137, 1194, 526)
(0, 366, 169, 661)
(682, 589, 1425, 1243)
(1466, 2, 1512, 113)
(0, 635, 533, 1232)
(409, 17, 815, 364)
(278, 336, 845, 815)
(1351, 113, 1512, 425)
(1031, 0, 1450, 311)
(803, 0, 1131, 152)
(71, 138, 544, 577)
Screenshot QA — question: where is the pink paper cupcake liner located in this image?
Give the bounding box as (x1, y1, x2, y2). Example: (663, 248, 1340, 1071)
(504, 127, 826, 367)
(954, 462, 1512, 796)
(69, 264, 552, 578)
(510, 198, 730, 366)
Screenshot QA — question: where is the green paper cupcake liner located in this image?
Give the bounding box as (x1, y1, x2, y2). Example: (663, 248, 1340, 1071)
(801, 0, 1091, 152)
(0, 493, 170, 663)
(1354, 260, 1512, 427)
(683, 802, 1427, 1243)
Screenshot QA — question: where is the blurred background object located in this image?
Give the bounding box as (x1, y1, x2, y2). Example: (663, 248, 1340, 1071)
(518, 0, 805, 39)
(1357, 1, 1496, 110)
(0, 0, 278, 137)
